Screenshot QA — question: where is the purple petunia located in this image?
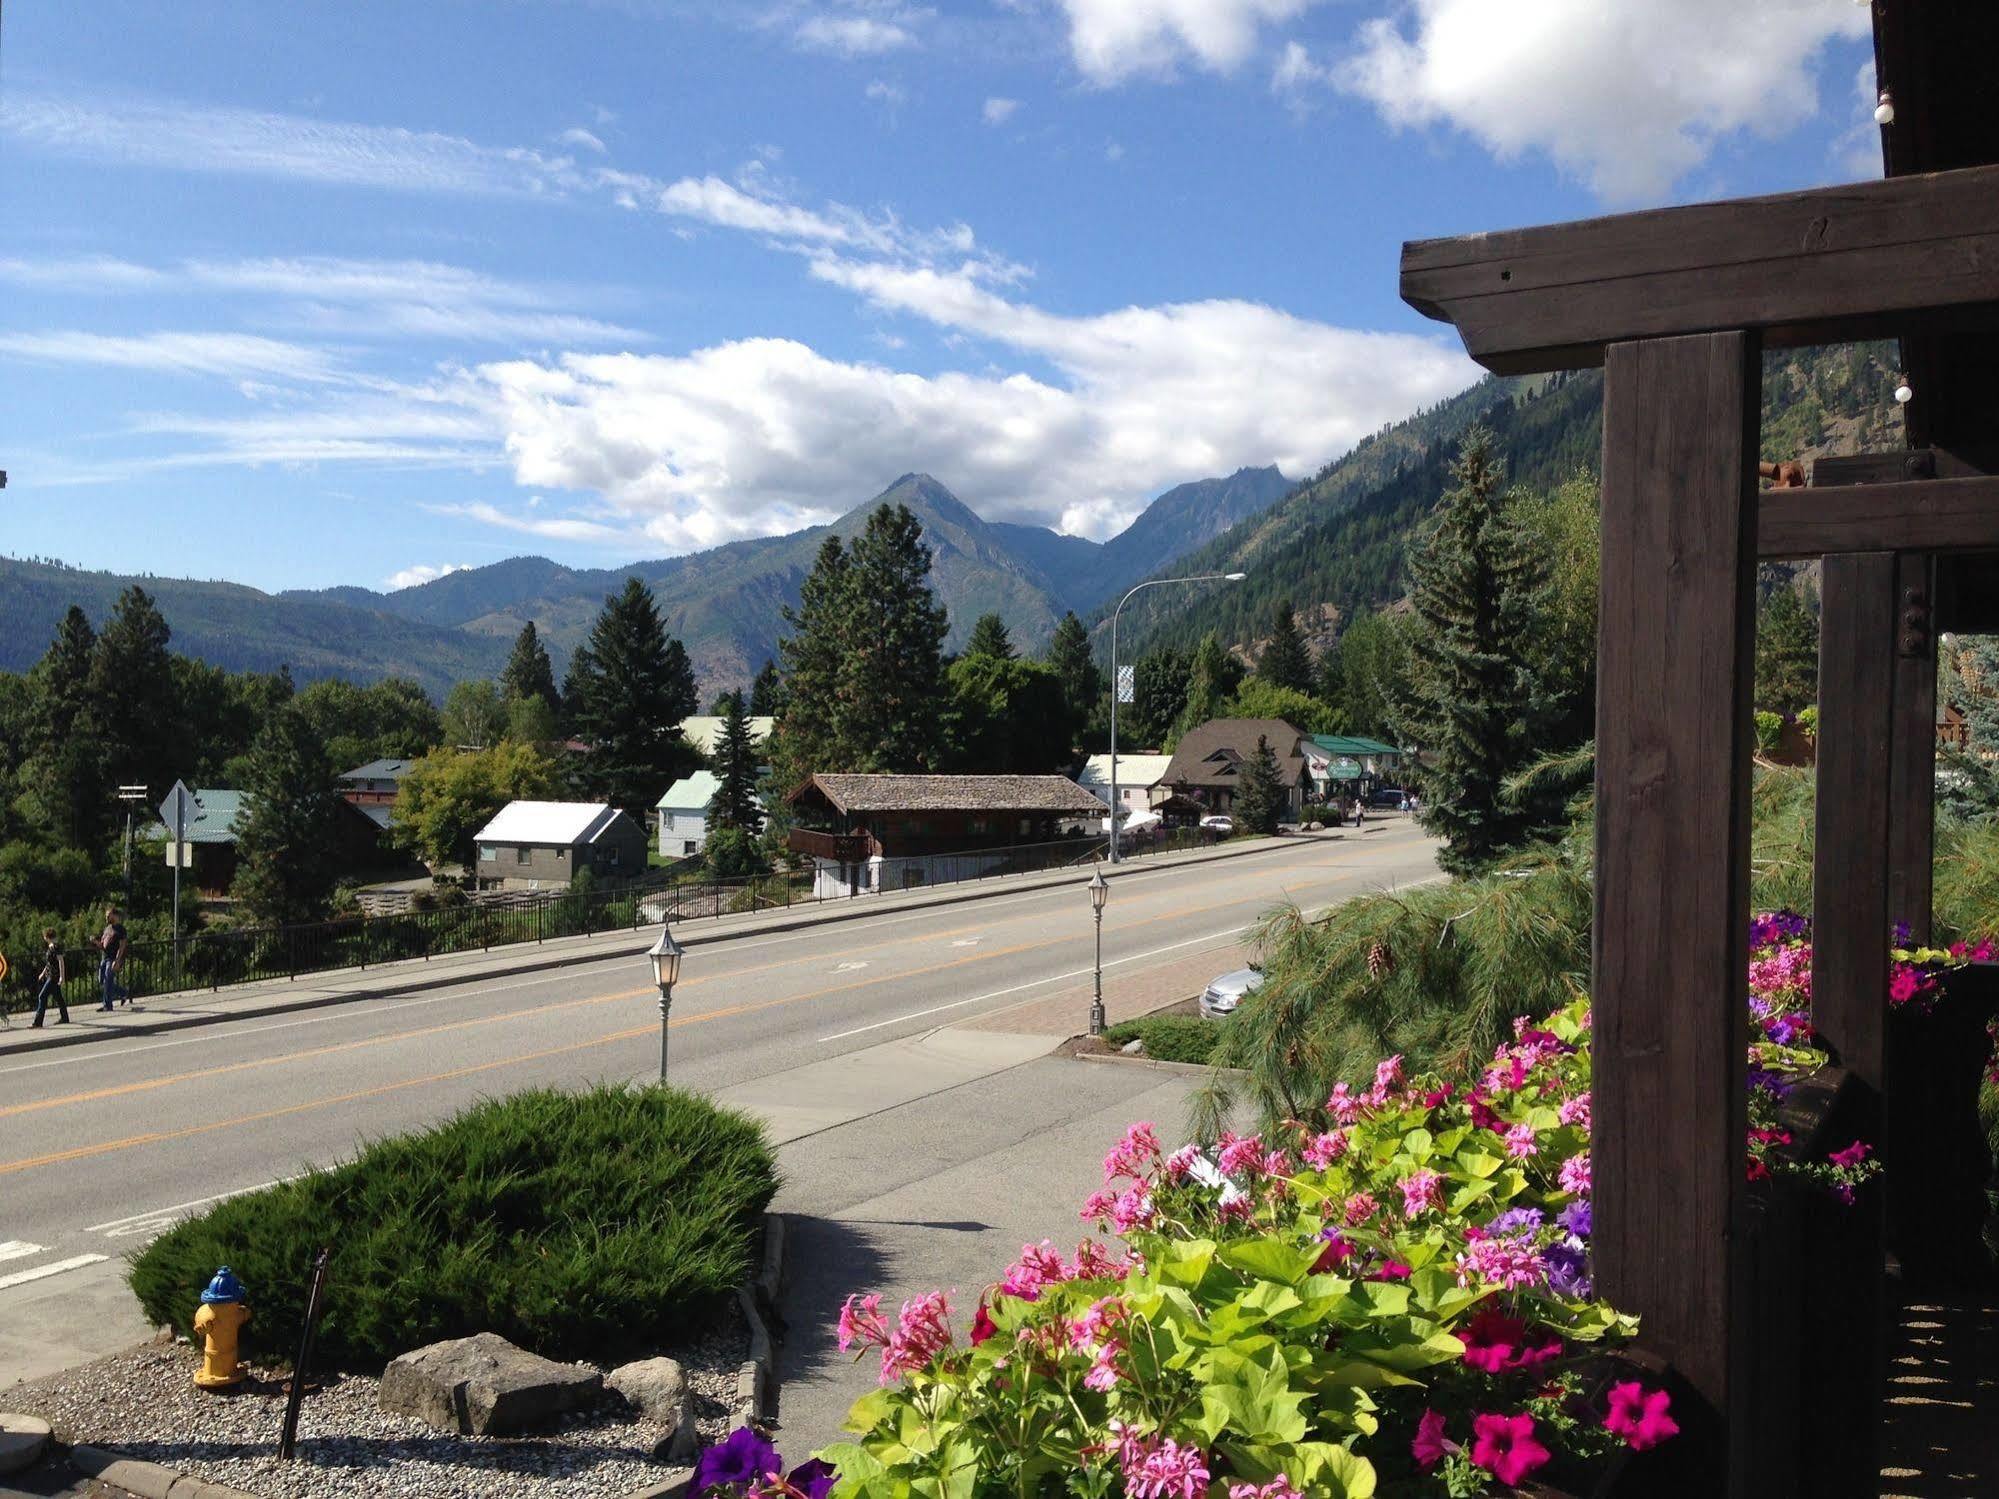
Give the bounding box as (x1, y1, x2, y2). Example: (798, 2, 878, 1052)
(1486, 1207, 1544, 1238)
(692, 1427, 782, 1496)
(1556, 1199, 1592, 1239)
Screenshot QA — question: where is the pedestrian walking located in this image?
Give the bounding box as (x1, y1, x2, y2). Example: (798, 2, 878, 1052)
(31, 929, 70, 1027)
(97, 905, 129, 1011)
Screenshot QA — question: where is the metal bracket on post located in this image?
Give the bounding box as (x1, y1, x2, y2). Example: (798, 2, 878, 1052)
(1898, 581, 1930, 658)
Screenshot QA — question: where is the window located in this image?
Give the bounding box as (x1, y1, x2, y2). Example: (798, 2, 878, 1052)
(684, 840, 698, 856)
(515, 846, 531, 865)
(479, 845, 496, 862)
(607, 845, 622, 866)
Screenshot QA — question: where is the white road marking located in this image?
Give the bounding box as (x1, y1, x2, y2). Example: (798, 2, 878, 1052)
(86, 1179, 287, 1235)
(951, 939, 982, 947)
(0, 1240, 46, 1263)
(0, 1253, 108, 1291)
(834, 961, 870, 972)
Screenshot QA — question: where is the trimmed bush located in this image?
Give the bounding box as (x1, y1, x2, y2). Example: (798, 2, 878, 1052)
(129, 1085, 777, 1368)
(1103, 1015, 1222, 1066)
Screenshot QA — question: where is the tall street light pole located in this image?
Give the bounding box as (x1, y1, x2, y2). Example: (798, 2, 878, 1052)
(647, 926, 684, 1084)
(1088, 868, 1109, 1036)
(1108, 572, 1247, 862)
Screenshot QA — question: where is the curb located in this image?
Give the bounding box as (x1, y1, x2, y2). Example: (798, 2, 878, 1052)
(1071, 1049, 1245, 1078)
(2, 831, 1348, 1057)
(731, 1212, 786, 1431)
(70, 1444, 260, 1499)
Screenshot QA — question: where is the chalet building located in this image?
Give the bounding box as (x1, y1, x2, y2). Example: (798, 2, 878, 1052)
(677, 716, 775, 758)
(1076, 753, 1172, 825)
(1159, 719, 1313, 819)
(786, 773, 1105, 897)
(338, 757, 413, 833)
(473, 801, 649, 890)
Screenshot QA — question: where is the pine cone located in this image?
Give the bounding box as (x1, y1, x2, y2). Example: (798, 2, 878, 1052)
(1367, 942, 1394, 979)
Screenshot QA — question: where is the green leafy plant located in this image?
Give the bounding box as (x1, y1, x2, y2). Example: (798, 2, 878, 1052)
(1103, 1015, 1223, 1066)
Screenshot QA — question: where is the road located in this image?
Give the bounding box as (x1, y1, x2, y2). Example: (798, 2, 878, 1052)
(0, 821, 1439, 1387)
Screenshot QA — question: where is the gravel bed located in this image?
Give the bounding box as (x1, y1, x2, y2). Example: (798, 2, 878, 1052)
(9, 1303, 748, 1499)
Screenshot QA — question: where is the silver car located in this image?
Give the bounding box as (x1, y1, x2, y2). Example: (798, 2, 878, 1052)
(1199, 966, 1263, 1019)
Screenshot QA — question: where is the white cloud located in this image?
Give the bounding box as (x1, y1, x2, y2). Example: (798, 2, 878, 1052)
(1337, 0, 1871, 202)
(866, 80, 907, 110)
(428, 500, 636, 545)
(1270, 40, 1329, 99)
(1057, 0, 1319, 84)
(385, 562, 472, 590)
(0, 254, 165, 290)
(1831, 58, 1887, 182)
(1104, 140, 1125, 163)
(982, 97, 1021, 126)
(556, 126, 608, 153)
(795, 15, 916, 56)
(0, 330, 341, 381)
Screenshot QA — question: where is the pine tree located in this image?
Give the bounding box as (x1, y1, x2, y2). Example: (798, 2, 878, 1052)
(749, 659, 782, 717)
(1257, 599, 1314, 693)
(770, 536, 853, 790)
(710, 693, 764, 835)
(1131, 646, 1191, 748)
(1177, 633, 1245, 736)
(564, 578, 701, 820)
(89, 586, 180, 792)
(1045, 612, 1102, 729)
(232, 702, 341, 924)
(965, 613, 1016, 660)
(28, 606, 109, 850)
(1233, 735, 1284, 835)
(840, 503, 949, 771)
(1756, 579, 1820, 718)
(500, 621, 559, 713)
(1396, 426, 1550, 875)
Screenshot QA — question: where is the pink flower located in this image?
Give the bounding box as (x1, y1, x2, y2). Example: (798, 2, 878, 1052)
(1468, 1092, 1503, 1132)
(1456, 1236, 1549, 1291)
(1000, 1241, 1066, 1301)
(1327, 1082, 1363, 1124)
(1228, 1483, 1304, 1499)
(1068, 1295, 1122, 1351)
(1113, 1427, 1211, 1499)
(877, 1291, 953, 1383)
(1258, 1148, 1293, 1178)
(1216, 1132, 1266, 1178)
(1104, 1122, 1162, 1183)
(1411, 1408, 1455, 1471)
(1458, 1308, 1562, 1373)
(1372, 1260, 1412, 1281)
(1604, 1382, 1679, 1451)
(1162, 1143, 1203, 1180)
(1558, 1092, 1591, 1129)
(1301, 1130, 1348, 1169)
(1503, 1123, 1539, 1160)
(1888, 966, 1921, 1005)
(1110, 1186, 1156, 1235)
(1400, 1168, 1445, 1219)
(1079, 1189, 1118, 1226)
(1083, 1339, 1124, 1391)
(970, 1299, 996, 1346)
(1343, 1191, 1380, 1227)
(1829, 1140, 1871, 1169)
(1559, 1152, 1592, 1196)
(1312, 1231, 1355, 1273)
(1374, 1054, 1405, 1094)
(837, 1292, 890, 1353)
(1068, 1238, 1131, 1282)
(1470, 1412, 1551, 1487)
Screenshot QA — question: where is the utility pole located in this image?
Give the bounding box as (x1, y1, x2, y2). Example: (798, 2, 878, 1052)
(116, 786, 147, 912)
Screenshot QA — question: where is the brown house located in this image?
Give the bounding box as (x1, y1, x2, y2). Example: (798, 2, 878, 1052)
(473, 801, 648, 890)
(1159, 718, 1313, 819)
(786, 773, 1105, 896)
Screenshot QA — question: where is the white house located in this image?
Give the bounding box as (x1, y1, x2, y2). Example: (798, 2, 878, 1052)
(1077, 754, 1173, 826)
(655, 771, 741, 858)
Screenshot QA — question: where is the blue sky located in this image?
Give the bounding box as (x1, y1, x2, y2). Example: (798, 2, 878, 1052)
(0, 1, 1879, 592)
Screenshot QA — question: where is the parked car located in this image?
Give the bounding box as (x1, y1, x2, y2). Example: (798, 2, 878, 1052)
(1199, 814, 1235, 834)
(1199, 965, 1263, 1019)
(1368, 788, 1409, 809)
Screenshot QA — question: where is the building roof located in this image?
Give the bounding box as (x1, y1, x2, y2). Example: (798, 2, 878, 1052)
(339, 758, 414, 782)
(352, 802, 395, 830)
(679, 716, 775, 756)
(1309, 735, 1404, 757)
(474, 801, 633, 846)
(1078, 754, 1173, 792)
(656, 771, 723, 810)
(146, 788, 246, 845)
(791, 774, 1106, 816)
(1162, 719, 1311, 791)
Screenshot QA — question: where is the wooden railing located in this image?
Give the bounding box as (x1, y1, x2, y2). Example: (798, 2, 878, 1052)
(787, 827, 872, 863)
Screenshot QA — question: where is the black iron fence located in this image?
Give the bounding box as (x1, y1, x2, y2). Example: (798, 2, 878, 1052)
(2, 823, 1227, 1016)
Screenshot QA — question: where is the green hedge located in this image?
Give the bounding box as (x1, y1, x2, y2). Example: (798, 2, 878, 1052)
(1102, 1014, 1222, 1065)
(129, 1085, 778, 1369)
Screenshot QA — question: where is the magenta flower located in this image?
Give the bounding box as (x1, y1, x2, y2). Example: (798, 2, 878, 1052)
(1113, 1427, 1211, 1499)
(1829, 1139, 1871, 1168)
(1503, 1123, 1539, 1159)
(1109, 1185, 1156, 1235)
(837, 1293, 890, 1354)
(1228, 1482, 1304, 1499)
(1216, 1131, 1266, 1178)
(1411, 1408, 1455, 1471)
(1082, 1338, 1124, 1391)
(1458, 1307, 1561, 1372)
(1399, 1168, 1445, 1219)
(1000, 1240, 1066, 1300)
(878, 1291, 953, 1383)
(1343, 1191, 1380, 1227)
(1067, 1238, 1131, 1281)
(1301, 1129, 1348, 1169)
(1373, 1054, 1404, 1094)
(1559, 1152, 1592, 1196)
(1604, 1381, 1679, 1451)
(1327, 1082, 1363, 1124)
(1103, 1122, 1162, 1183)
(1469, 1411, 1552, 1487)
(1162, 1143, 1203, 1180)
(1558, 1092, 1591, 1128)
(969, 1298, 996, 1346)
(1455, 1236, 1549, 1291)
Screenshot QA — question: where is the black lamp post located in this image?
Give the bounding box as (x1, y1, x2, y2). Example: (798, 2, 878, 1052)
(647, 926, 684, 1083)
(1089, 868, 1109, 1036)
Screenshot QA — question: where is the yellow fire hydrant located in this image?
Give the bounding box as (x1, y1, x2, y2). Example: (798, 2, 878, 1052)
(192, 1266, 250, 1391)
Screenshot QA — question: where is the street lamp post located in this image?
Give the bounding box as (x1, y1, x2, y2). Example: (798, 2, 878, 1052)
(1088, 868, 1109, 1036)
(647, 926, 684, 1084)
(1108, 572, 1247, 862)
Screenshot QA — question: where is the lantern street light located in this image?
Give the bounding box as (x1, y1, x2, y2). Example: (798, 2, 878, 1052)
(1088, 867, 1110, 1037)
(647, 926, 684, 1083)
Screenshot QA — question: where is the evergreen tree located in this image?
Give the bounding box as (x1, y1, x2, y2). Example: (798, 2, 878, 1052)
(965, 612, 1016, 660)
(1324, 611, 1409, 741)
(770, 536, 853, 790)
(709, 693, 764, 835)
(840, 503, 950, 771)
(1130, 646, 1191, 748)
(749, 659, 782, 717)
(1395, 427, 1550, 875)
(708, 688, 744, 715)
(1045, 612, 1102, 728)
(564, 578, 701, 820)
(1233, 735, 1284, 835)
(89, 586, 179, 792)
(945, 655, 1079, 773)
(27, 606, 109, 850)
(1756, 578, 1820, 718)
(232, 702, 341, 924)
(1257, 599, 1314, 693)
(499, 621, 559, 712)
(1177, 633, 1245, 736)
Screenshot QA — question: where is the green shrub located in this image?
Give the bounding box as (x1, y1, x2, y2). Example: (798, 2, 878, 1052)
(1754, 709, 1785, 755)
(1103, 1014, 1222, 1065)
(129, 1085, 778, 1368)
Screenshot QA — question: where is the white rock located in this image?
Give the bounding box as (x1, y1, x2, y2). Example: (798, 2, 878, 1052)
(379, 1333, 601, 1436)
(0, 1411, 51, 1475)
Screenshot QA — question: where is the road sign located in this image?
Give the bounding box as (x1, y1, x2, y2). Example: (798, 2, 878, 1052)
(159, 780, 202, 834)
(1116, 665, 1135, 704)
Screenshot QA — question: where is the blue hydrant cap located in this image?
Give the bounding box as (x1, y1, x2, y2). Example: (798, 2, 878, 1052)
(200, 1266, 245, 1304)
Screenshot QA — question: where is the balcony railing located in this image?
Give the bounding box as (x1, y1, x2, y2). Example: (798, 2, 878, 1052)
(787, 827, 873, 862)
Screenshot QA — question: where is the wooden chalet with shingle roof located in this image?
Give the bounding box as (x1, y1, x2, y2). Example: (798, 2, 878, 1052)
(785, 773, 1104, 897)
(1159, 719, 1312, 819)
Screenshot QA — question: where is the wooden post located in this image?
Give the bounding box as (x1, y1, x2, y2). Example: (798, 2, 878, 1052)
(1594, 331, 1758, 1488)
(1890, 560, 1940, 951)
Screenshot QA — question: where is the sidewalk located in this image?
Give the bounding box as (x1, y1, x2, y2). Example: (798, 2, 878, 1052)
(0, 828, 1368, 1060)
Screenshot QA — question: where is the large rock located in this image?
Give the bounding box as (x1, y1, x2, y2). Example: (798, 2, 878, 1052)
(379, 1333, 602, 1435)
(610, 1357, 697, 1461)
(0, 1412, 51, 1476)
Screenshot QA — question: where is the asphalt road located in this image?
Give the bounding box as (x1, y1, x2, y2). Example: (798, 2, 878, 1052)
(0, 821, 1440, 1388)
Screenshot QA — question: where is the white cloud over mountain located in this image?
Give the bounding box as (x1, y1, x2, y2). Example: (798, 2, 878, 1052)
(385, 562, 470, 590)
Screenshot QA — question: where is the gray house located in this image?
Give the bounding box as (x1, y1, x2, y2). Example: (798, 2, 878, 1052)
(473, 801, 648, 890)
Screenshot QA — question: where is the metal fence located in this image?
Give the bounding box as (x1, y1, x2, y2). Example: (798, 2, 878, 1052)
(2, 823, 1225, 1015)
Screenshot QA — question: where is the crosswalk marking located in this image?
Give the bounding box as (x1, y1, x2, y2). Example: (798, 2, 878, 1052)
(0, 1240, 45, 1263)
(0, 1253, 108, 1291)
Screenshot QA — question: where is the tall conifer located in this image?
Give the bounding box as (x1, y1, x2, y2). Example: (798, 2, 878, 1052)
(233, 702, 341, 924)
(564, 578, 700, 819)
(1257, 599, 1314, 693)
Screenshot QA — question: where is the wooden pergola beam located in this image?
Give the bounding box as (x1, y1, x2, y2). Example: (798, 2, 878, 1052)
(1757, 474, 1999, 558)
(1399, 164, 1999, 374)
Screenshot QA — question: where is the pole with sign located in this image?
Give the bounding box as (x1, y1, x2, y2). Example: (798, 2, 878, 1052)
(160, 781, 201, 990)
